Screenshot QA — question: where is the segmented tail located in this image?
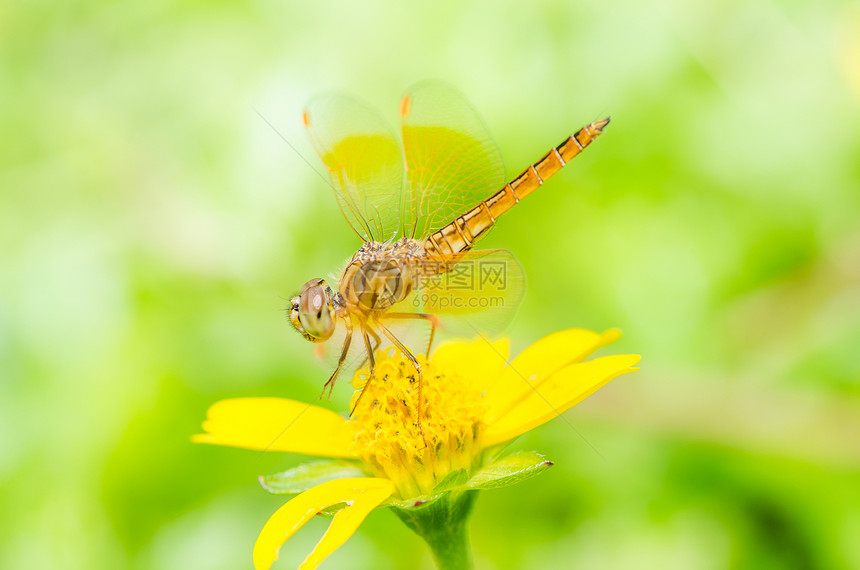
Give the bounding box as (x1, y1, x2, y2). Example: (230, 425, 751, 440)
(424, 117, 610, 258)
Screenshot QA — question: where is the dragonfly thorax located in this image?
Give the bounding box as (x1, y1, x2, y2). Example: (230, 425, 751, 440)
(339, 238, 426, 316)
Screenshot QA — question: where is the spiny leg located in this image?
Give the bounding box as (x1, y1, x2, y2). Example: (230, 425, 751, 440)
(356, 326, 381, 369)
(362, 326, 376, 375)
(320, 316, 352, 400)
(377, 321, 427, 447)
(349, 324, 378, 418)
(383, 312, 439, 358)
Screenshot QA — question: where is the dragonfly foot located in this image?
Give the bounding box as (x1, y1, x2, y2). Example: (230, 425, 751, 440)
(320, 370, 340, 400)
(413, 365, 428, 449)
(349, 367, 376, 419)
(416, 418, 428, 449)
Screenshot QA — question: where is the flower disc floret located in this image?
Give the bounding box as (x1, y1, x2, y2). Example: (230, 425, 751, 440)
(348, 348, 486, 497)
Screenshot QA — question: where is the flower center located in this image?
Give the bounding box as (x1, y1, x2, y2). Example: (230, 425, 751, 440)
(348, 347, 486, 499)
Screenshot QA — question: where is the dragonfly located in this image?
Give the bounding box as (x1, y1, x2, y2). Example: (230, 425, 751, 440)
(288, 81, 609, 426)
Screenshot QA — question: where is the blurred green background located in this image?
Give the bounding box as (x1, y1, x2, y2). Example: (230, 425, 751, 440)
(2, 0, 859, 568)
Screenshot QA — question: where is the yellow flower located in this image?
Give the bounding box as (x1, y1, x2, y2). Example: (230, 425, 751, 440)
(194, 329, 640, 569)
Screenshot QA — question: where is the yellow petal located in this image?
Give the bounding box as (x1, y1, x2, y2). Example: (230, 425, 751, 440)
(481, 354, 641, 446)
(485, 329, 619, 421)
(253, 477, 394, 570)
(192, 398, 357, 458)
(432, 336, 509, 390)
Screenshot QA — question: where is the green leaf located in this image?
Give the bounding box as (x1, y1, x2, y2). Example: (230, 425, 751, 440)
(259, 460, 366, 495)
(380, 469, 469, 509)
(432, 468, 469, 493)
(381, 491, 445, 509)
(317, 502, 349, 517)
(380, 469, 469, 508)
(466, 451, 553, 490)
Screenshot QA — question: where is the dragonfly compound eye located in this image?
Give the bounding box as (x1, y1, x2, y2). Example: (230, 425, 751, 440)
(295, 282, 336, 341)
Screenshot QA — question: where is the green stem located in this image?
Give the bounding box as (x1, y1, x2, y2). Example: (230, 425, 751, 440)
(391, 490, 478, 570)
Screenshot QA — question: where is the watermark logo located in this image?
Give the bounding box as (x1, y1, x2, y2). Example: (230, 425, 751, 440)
(413, 259, 511, 312)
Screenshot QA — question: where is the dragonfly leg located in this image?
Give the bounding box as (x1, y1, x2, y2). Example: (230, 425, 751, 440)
(383, 312, 440, 357)
(349, 324, 378, 418)
(320, 317, 353, 400)
(356, 326, 381, 369)
(377, 321, 427, 448)
(362, 326, 377, 374)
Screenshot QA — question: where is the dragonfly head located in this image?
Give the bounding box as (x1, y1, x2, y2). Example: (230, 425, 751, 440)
(290, 278, 337, 342)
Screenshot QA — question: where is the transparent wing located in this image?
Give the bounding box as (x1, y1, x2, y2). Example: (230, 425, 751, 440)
(395, 249, 526, 338)
(400, 81, 506, 239)
(304, 93, 404, 242)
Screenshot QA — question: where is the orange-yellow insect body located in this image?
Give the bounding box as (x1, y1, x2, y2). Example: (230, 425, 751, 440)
(289, 81, 610, 438)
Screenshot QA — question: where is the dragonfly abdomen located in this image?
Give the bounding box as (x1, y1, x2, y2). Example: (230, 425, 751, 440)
(424, 117, 610, 258)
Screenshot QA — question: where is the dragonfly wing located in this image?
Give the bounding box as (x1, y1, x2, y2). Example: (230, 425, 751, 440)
(304, 93, 404, 242)
(396, 249, 526, 339)
(400, 81, 506, 240)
